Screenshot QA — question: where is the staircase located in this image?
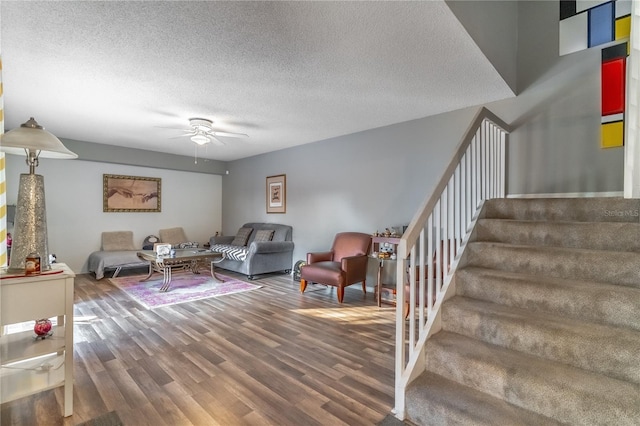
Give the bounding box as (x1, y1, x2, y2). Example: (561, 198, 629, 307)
(405, 198, 640, 425)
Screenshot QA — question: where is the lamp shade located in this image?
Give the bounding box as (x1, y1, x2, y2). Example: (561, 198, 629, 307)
(0, 117, 77, 159)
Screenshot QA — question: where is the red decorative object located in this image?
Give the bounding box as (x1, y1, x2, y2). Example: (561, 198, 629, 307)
(34, 319, 53, 338)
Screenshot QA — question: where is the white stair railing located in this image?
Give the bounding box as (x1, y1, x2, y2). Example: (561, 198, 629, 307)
(393, 107, 511, 419)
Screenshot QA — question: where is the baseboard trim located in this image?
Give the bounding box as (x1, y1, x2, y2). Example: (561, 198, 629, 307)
(507, 191, 624, 199)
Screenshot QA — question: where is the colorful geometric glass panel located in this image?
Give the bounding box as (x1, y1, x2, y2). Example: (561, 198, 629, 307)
(560, 12, 589, 55)
(560, 0, 577, 19)
(560, 1, 625, 55)
(561, 1, 629, 149)
(577, 0, 609, 14)
(616, 15, 631, 55)
(601, 121, 624, 148)
(615, 15, 631, 40)
(601, 57, 625, 115)
(589, 2, 614, 47)
(615, 0, 632, 19)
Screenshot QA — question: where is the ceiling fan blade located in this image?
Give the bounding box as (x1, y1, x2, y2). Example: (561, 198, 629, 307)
(164, 130, 195, 138)
(210, 135, 226, 146)
(168, 129, 196, 139)
(156, 126, 192, 131)
(210, 131, 248, 138)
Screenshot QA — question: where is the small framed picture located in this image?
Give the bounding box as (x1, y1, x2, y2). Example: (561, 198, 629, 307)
(266, 174, 286, 214)
(154, 243, 172, 256)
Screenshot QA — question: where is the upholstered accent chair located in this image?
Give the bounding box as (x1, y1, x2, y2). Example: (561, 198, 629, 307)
(300, 232, 372, 303)
(160, 227, 189, 248)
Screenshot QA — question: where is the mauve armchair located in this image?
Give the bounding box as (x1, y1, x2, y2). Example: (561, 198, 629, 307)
(300, 232, 372, 303)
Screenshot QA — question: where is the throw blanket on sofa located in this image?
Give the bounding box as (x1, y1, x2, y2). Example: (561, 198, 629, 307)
(88, 250, 147, 280)
(209, 244, 248, 261)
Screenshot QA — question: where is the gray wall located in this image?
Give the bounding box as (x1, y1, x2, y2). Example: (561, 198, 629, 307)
(446, 0, 519, 94)
(222, 0, 624, 269)
(490, 0, 624, 195)
(223, 107, 478, 264)
(4, 155, 222, 273)
(63, 138, 228, 175)
(3, 1, 623, 276)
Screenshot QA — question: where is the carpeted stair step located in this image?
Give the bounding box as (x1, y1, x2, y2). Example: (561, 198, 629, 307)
(465, 242, 640, 289)
(482, 198, 640, 223)
(441, 296, 640, 384)
(425, 331, 640, 425)
(405, 371, 564, 426)
(475, 219, 640, 252)
(455, 267, 640, 331)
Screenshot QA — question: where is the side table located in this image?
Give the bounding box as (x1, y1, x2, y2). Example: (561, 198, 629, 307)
(371, 236, 401, 307)
(0, 263, 75, 417)
(375, 257, 398, 307)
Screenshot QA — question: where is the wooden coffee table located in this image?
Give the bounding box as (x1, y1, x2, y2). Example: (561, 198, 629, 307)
(137, 249, 224, 292)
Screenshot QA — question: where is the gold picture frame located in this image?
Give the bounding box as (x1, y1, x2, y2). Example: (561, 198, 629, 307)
(266, 174, 286, 214)
(103, 174, 161, 212)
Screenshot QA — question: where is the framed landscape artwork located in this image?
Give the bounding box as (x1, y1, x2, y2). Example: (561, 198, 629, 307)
(103, 174, 161, 212)
(266, 174, 286, 213)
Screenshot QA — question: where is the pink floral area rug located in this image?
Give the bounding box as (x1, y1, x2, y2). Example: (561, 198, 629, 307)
(109, 271, 262, 309)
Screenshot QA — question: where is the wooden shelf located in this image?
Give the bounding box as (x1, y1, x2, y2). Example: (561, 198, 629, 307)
(0, 263, 74, 417)
(377, 284, 397, 306)
(372, 236, 401, 245)
(0, 327, 66, 364)
(1, 353, 65, 404)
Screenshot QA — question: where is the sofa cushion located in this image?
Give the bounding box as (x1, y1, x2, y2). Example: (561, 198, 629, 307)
(253, 229, 274, 242)
(231, 227, 253, 246)
(177, 242, 199, 249)
(102, 231, 137, 251)
(240, 223, 293, 243)
(159, 227, 189, 245)
(210, 244, 249, 261)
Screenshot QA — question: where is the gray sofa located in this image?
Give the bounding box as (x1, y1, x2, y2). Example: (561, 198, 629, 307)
(209, 223, 294, 279)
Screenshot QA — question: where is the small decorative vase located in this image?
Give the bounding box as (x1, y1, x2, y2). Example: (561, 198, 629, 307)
(34, 318, 53, 339)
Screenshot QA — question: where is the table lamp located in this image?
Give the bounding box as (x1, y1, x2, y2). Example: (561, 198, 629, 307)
(1, 117, 77, 272)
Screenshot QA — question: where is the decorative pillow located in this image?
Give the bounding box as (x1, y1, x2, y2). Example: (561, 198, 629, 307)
(177, 242, 199, 249)
(102, 231, 137, 251)
(253, 229, 274, 242)
(142, 235, 160, 250)
(231, 227, 253, 246)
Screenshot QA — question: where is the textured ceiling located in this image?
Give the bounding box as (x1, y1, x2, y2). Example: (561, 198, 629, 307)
(1, 1, 514, 162)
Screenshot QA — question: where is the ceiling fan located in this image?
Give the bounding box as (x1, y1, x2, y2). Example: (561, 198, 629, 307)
(168, 118, 248, 146)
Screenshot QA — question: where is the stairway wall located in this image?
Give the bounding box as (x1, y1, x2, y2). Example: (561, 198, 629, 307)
(406, 198, 640, 425)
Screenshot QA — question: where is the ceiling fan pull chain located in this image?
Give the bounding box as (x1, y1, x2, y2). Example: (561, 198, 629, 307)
(194, 144, 198, 164)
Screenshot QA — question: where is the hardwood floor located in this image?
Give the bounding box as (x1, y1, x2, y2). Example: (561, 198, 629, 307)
(1, 269, 397, 425)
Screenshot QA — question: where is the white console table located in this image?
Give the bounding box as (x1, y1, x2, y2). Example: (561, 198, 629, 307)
(0, 263, 75, 417)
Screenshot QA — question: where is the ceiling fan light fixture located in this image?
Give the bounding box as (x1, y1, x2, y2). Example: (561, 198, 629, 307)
(189, 118, 213, 132)
(190, 134, 210, 145)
